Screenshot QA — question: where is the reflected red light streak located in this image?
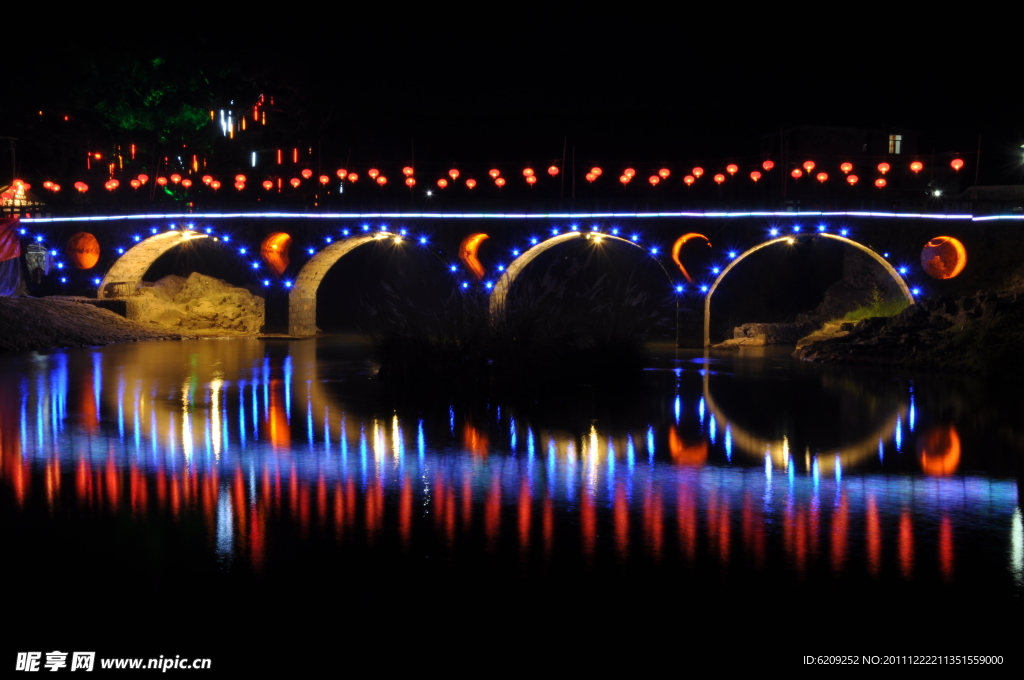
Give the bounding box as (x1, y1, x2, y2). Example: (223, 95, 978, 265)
(643, 488, 663, 560)
(716, 495, 731, 565)
(461, 474, 473, 529)
(677, 479, 697, 562)
(831, 493, 849, 573)
(866, 496, 881, 577)
(463, 422, 489, 458)
(250, 507, 265, 571)
(365, 480, 383, 541)
(317, 475, 327, 528)
(518, 480, 532, 553)
(105, 457, 120, 509)
(543, 494, 554, 557)
(580, 490, 596, 557)
(399, 478, 412, 546)
(898, 510, 914, 579)
(793, 507, 808, 575)
(614, 483, 629, 560)
(939, 515, 954, 582)
(267, 380, 290, 450)
(485, 478, 501, 551)
(130, 465, 147, 515)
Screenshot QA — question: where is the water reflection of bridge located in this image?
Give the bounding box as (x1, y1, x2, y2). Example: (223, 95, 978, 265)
(1, 341, 1020, 584)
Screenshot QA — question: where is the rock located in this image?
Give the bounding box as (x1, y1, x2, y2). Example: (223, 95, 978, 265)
(126, 273, 264, 333)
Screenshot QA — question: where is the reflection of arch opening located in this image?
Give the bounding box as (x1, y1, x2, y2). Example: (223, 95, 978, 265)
(98, 231, 209, 299)
(703, 233, 914, 347)
(288, 235, 379, 336)
(489, 232, 672, 323)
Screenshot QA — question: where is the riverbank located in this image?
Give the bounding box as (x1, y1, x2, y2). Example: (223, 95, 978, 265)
(0, 296, 183, 352)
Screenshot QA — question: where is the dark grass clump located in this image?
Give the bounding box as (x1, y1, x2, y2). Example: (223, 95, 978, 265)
(364, 260, 669, 397)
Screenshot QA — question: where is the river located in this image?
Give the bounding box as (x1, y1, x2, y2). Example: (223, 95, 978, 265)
(2, 338, 1021, 672)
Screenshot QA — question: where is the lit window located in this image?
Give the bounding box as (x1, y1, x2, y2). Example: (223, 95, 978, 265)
(889, 134, 902, 154)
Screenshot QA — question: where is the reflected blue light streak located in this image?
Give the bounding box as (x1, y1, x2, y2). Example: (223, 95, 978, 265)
(647, 426, 655, 463)
(724, 425, 732, 462)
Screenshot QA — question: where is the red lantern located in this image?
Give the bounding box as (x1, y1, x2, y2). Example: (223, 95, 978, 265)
(762, 160, 774, 171)
(234, 181, 245, 191)
(262, 180, 274, 190)
(319, 175, 330, 184)
(910, 161, 923, 173)
(449, 169, 460, 180)
(840, 162, 853, 174)
(725, 164, 738, 175)
(437, 178, 448, 188)
(181, 179, 192, 188)
(301, 169, 313, 180)
(108, 179, 119, 189)
(683, 175, 695, 186)
(104, 181, 115, 191)
(590, 167, 602, 177)
(877, 162, 890, 174)
(713, 174, 725, 184)
(692, 167, 704, 178)
(875, 178, 887, 188)
(624, 168, 636, 178)
(336, 169, 348, 179)
(290, 178, 301, 188)
(42, 181, 53, 189)
(234, 174, 246, 184)
(405, 177, 417, 187)
(547, 165, 559, 176)
(803, 161, 815, 174)
(648, 175, 660, 185)
(658, 168, 671, 179)
(791, 169, 803, 179)
(489, 169, 501, 179)
(347, 173, 359, 182)
(376, 176, 387, 186)
(526, 175, 537, 185)
(951, 158, 964, 171)
(619, 175, 630, 184)
(495, 177, 505, 187)
(523, 168, 534, 177)
(402, 166, 414, 177)
(847, 175, 859, 185)
(137, 174, 149, 184)
(170, 174, 182, 183)
(586, 173, 597, 183)
(466, 179, 477, 189)
(210, 181, 221, 190)
(368, 168, 380, 179)
(201, 175, 213, 185)
(51, 184, 60, 192)
(750, 171, 761, 182)
(130, 179, 141, 189)
(156, 177, 168, 186)
(816, 172, 828, 183)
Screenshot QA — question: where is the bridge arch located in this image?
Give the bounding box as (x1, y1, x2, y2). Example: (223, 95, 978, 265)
(703, 233, 914, 347)
(288, 234, 381, 336)
(489, 231, 673, 323)
(98, 230, 209, 299)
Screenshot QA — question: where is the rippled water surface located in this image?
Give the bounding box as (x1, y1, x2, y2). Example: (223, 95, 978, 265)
(3, 338, 1021, 671)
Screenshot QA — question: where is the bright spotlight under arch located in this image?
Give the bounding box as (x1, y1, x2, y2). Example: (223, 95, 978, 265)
(703, 233, 914, 347)
(98, 230, 209, 299)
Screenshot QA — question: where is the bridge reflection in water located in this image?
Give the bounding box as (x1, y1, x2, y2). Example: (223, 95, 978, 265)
(1, 340, 1021, 589)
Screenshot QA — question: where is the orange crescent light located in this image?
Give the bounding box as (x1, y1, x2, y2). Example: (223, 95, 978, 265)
(319, 175, 330, 184)
(950, 158, 964, 171)
(300, 169, 312, 180)
(762, 160, 774, 171)
(376, 175, 387, 186)
(523, 168, 534, 177)
(170, 174, 182, 183)
(234, 181, 245, 191)
(921, 236, 967, 279)
(494, 177, 505, 187)
(260, 232, 293, 277)
(624, 168, 636, 178)
(459, 233, 490, 280)
(405, 177, 417, 187)
(840, 162, 853, 174)
(130, 179, 141, 189)
(156, 177, 168, 186)
(586, 173, 597, 183)
(336, 169, 348, 179)
(591, 167, 602, 177)
(137, 174, 149, 184)
(619, 175, 630, 184)
(750, 171, 761, 182)
(234, 174, 246, 183)
(347, 173, 359, 182)
(725, 164, 738, 175)
(671, 233, 712, 283)
(210, 180, 221, 190)
(918, 426, 961, 476)
(201, 175, 213, 185)
(290, 178, 301, 188)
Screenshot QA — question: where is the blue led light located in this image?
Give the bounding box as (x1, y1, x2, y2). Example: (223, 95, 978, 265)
(239, 247, 247, 254)
(899, 267, 908, 275)
(530, 238, 538, 245)
(551, 228, 559, 235)
(461, 282, 469, 288)
(700, 285, 709, 292)
(284, 281, 293, 288)
(484, 281, 493, 289)
(793, 225, 801, 232)
(116, 248, 124, 254)
(56, 262, 64, 269)
(570, 224, 578, 231)
(342, 229, 350, 236)
(630, 234, 639, 242)
(840, 229, 848, 236)
(512, 249, 520, 256)
(769, 228, 779, 236)
(34, 235, 42, 242)
(817, 224, 826, 232)
(307, 248, 315, 255)
(380, 226, 388, 231)
(223, 236, 230, 242)
(251, 262, 259, 269)
(133, 236, 141, 242)
(497, 265, 505, 271)
(60, 277, 66, 283)
(712, 267, 720, 274)
(675, 285, 683, 293)
(419, 237, 427, 244)
(728, 251, 737, 258)
(325, 237, 332, 243)
(92, 278, 100, 286)
(651, 247, 659, 254)
(883, 252, 890, 258)
(205, 227, 212, 234)
(49, 250, 56, 256)
(611, 228, 620, 235)
(263, 280, 270, 286)
(400, 228, 407, 236)
(450, 265, 458, 272)
(362, 225, 370, 231)
(911, 288, 920, 295)
(150, 228, 158, 234)
(591, 225, 599, 231)
(18, 228, 25, 235)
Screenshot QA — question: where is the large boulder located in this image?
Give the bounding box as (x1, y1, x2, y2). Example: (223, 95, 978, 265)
(127, 273, 264, 332)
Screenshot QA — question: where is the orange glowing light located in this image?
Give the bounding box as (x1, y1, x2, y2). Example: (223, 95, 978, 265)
(692, 167, 704, 178)
(66, 232, 100, 270)
(201, 175, 213, 185)
(181, 179, 192, 188)
(234, 174, 246, 184)
(376, 175, 387, 186)
(210, 181, 221, 190)
(847, 174, 859, 185)
(290, 178, 301, 188)
(750, 171, 761, 182)
(620, 168, 634, 179)
(713, 174, 725, 184)
(951, 158, 964, 171)
(816, 172, 828, 183)
(591, 167, 602, 177)
(548, 165, 559, 176)
(910, 161, 923, 173)
(336, 169, 348, 179)
(170, 174, 182, 183)
(671, 233, 712, 283)
(234, 181, 245, 191)
(42, 181, 53, 189)
(459, 233, 490, 280)
(648, 175, 660, 185)
(301, 169, 312, 180)
(877, 162, 890, 174)
(725, 164, 738, 175)
(803, 161, 815, 173)
(319, 175, 330, 184)
(137, 174, 149, 184)
(921, 236, 967, 279)
(683, 175, 695, 186)
(586, 173, 597, 183)
(619, 175, 630, 184)
(875, 178, 887, 188)
(523, 168, 534, 177)
(840, 162, 853, 174)
(526, 175, 537, 185)
(668, 426, 707, 465)
(437, 178, 448, 188)
(918, 426, 961, 476)
(347, 173, 358, 182)
(261, 232, 292, 276)
(402, 166, 414, 176)
(762, 160, 775, 171)
(466, 179, 476, 189)
(494, 177, 505, 187)
(130, 179, 141, 189)
(449, 168, 460, 180)
(156, 177, 168, 186)
(368, 168, 380, 179)
(405, 177, 416, 187)
(262, 180, 273, 190)
(74, 182, 88, 192)
(107, 179, 119, 190)
(489, 169, 500, 179)
(791, 169, 803, 179)
(659, 168, 671, 179)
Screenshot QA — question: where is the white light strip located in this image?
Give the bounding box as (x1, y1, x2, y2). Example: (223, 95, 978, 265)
(20, 210, 988, 224)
